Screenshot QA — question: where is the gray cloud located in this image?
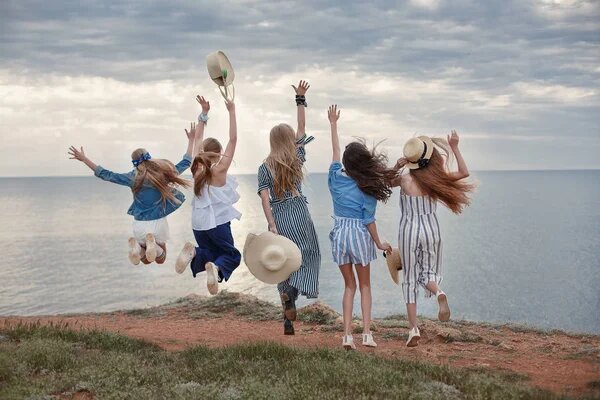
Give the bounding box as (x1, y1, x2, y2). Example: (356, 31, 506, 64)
(0, 0, 599, 175)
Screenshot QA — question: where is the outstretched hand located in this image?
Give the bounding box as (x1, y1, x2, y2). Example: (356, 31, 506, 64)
(185, 122, 196, 140)
(328, 104, 340, 124)
(291, 80, 310, 96)
(448, 130, 460, 148)
(196, 95, 210, 114)
(68, 146, 87, 162)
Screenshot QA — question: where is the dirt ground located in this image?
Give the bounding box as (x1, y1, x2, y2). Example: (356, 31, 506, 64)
(2, 294, 598, 397)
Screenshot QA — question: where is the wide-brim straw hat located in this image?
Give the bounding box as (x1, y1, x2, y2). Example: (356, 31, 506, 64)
(404, 136, 434, 170)
(243, 231, 302, 284)
(384, 248, 402, 285)
(206, 50, 235, 87)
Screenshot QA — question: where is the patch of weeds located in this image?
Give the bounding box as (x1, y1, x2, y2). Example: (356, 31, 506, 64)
(16, 338, 75, 373)
(587, 380, 600, 390)
(381, 331, 407, 341)
(376, 319, 410, 329)
(297, 302, 339, 325)
(123, 307, 166, 318)
(185, 291, 281, 321)
(565, 345, 600, 360)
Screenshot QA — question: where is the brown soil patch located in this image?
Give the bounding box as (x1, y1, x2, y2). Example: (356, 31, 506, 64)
(2, 294, 598, 397)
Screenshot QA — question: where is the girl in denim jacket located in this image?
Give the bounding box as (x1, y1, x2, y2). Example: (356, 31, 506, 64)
(68, 125, 195, 265)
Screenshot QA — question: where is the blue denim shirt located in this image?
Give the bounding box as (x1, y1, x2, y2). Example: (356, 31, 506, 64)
(328, 161, 377, 225)
(94, 154, 192, 221)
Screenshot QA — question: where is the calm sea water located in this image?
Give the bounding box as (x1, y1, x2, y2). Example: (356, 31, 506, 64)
(1, 171, 599, 333)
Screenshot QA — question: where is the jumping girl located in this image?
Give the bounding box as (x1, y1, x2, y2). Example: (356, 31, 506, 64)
(393, 131, 473, 347)
(257, 80, 321, 335)
(327, 105, 394, 350)
(67, 127, 195, 265)
(175, 96, 240, 295)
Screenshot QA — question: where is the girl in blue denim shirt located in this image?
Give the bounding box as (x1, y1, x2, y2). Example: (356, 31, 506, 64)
(68, 126, 195, 265)
(327, 105, 395, 350)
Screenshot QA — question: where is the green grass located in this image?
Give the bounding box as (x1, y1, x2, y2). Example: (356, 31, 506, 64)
(0, 324, 590, 400)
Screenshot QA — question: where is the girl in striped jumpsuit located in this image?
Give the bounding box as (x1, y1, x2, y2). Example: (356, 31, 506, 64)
(392, 131, 474, 347)
(258, 80, 321, 336)
(326, 105, 395, 350)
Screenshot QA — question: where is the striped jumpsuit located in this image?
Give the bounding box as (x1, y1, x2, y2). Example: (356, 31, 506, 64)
(398, 192, 443, 304)
(257, 135, 321, 300)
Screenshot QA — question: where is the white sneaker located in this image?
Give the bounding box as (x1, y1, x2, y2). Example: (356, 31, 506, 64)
(342, 335, 356, 350)
(205, 262, 219, 295)
(406, 327, 420, 347)
(145, 233, 157, 263)
(362, 332, 377, 347)
(128, 237, 141, 265)
(437, 291, 451, 322)
(175, 242, 195, 274)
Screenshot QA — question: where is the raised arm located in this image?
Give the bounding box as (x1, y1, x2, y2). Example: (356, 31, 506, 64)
(184, 122, 195, 157)
(215, 100, 237, 172)
(69, 145, 133, 186)
(390, 157, 408, 187)
(194, 95, 210, 157)
(328, 104, 341, 162)
(292, 80, 310, 139)
(447, 130, 470, 181)
(68, 146, 97, 172)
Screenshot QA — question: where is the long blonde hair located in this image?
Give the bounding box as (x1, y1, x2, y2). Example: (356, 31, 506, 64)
(191, 138, 222, 196)
(410, 138, 474, 214)
(131, 148, 190, 206)
(265, 123, 303, 198)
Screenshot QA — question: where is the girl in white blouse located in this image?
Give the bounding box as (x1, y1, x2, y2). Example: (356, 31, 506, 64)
(175, 95, 241, 295)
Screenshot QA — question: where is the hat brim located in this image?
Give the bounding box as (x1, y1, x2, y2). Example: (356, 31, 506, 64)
(206, 51, 235, 86)
(385, 248, 402, 285)
(406, 136, 434, 169)
(243, 232, 301, 285)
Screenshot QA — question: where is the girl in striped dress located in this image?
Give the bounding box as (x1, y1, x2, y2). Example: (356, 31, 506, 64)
(392, 131, 474, 347)
(175, 96, 241, 295)
(326, 105, 395, 350)
(257, 80, 321, 335)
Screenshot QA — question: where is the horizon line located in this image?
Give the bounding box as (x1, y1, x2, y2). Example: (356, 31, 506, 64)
(1, 168, 599, 179)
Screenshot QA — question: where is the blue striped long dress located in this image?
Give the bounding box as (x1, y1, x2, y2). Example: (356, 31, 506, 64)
(257, 135, 321, 299)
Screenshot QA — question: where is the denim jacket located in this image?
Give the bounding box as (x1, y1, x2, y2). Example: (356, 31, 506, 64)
(328, 161, 377, 225)
(94, 154, 192, 221)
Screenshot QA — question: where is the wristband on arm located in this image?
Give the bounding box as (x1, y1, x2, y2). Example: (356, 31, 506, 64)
(295, 95, 307, 107)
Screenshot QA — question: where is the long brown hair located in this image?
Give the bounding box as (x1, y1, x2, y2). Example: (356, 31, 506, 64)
(131, 148, 190, 206)
(265, 123, 304, 198)
(191, 138, 222, 196)
(342, 141, 396, 202)
(410, 138, 474, 214)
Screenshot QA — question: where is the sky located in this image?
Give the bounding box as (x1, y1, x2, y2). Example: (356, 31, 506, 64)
(0, 0, 598, 176)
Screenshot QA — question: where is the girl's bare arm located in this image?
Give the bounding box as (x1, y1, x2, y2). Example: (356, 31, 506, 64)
(328, 105, 341, 162)
(292, 80, 310, 139)
(259, 189, 278, 234)
(447, 130, 470, 181)
(215, 100, 237, 173)
(194, 95, 210, 157)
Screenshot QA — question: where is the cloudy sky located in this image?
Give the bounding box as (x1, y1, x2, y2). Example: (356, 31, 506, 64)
(0, 0, 598, 176)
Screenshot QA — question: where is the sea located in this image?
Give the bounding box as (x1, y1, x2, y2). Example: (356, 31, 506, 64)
(1, 170, 599, 334)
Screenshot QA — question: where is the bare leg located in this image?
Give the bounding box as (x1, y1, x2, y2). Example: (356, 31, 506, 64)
(426, 280, 450, 321)
(355, 264, 372, 334)
(339, 264, 356, 336)
(406, 303, 418, 329)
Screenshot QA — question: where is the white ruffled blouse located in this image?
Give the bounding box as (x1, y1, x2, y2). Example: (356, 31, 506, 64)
(191, 175, 242, 231)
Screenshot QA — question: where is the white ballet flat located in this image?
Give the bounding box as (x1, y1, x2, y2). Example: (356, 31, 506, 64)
(362, 332, 377, 347)
(406, 327, 420, 347)
(128, 237, 141, 265)
(342, 335, 356, 350)
(205, 262, 219, 295)
(145, 233, 157, 263)
(175, 242, 195, 274)
(437, 291, 451, 322)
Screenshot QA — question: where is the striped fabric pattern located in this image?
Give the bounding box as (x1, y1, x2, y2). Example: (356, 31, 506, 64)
(329, 216, 377, 266)
(398, 194, 443, 304)
(256, 135, 321, 300)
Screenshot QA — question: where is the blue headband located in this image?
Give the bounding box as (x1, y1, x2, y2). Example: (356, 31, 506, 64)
(132, 152, 151, 167)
